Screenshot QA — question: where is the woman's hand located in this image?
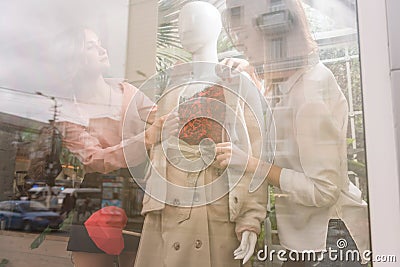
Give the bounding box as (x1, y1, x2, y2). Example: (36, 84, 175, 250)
(146, 106, 158, 124)
(215, 142, 258, 172)
(217, 58, 253, 80)
(220, 57, 252, 73)
(217, 57, 263, 90)
(145, 112, 179, 148)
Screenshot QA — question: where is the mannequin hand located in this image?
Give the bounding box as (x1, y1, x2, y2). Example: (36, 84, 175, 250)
(215, 142, 254, 171)
(145, 112, 179, 147)
(234, 230, 257, 264)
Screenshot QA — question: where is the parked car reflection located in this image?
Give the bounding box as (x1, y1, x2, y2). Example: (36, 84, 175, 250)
(27, 187, 59, 211)
(0, 200, 62, 232)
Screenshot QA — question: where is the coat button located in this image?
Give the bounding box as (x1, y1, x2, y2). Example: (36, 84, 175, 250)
(233, 197, 238, 204)
(195, 240, 202, 249)
(193, 192, 200, 202)
(188, 173, 197, 179)
(173, 198, 180, 206)
(173, 242, 180, 250)
(171, 157, 181, 164)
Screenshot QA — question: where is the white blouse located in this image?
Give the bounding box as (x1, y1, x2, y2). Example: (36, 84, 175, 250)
(270, 62, 370, 261)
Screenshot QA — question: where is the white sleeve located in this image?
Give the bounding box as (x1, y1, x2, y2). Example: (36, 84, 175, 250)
(279, 101, 346, 207)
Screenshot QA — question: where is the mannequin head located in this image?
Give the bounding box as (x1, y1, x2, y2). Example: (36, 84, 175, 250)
(224, 0, 318, 73)
(178, 1, 222, 56)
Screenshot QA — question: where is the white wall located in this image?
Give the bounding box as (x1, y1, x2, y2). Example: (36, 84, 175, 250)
(357, 0, 400, 265)
(125, 0, 158, 84)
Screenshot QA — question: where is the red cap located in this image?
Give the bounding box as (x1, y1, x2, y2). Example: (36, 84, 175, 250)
(84, 206, 128, 255)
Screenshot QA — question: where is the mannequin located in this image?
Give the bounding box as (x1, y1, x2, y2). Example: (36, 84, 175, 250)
(134, 2, 266, 267)
(179, 2, 259, 264)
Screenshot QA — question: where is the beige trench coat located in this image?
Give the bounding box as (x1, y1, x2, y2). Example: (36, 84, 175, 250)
(135, 79, 268, 267)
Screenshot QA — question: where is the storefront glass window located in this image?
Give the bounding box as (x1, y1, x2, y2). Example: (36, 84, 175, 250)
(0, 1, 372, 266)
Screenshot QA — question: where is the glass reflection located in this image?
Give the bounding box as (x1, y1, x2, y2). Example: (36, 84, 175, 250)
(0, 0, 371, 266)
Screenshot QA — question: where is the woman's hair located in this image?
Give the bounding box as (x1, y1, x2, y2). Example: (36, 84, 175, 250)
(289, 0, 318, 56)
(223, 0, 318, 64)
(49, 27, 86, 82)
